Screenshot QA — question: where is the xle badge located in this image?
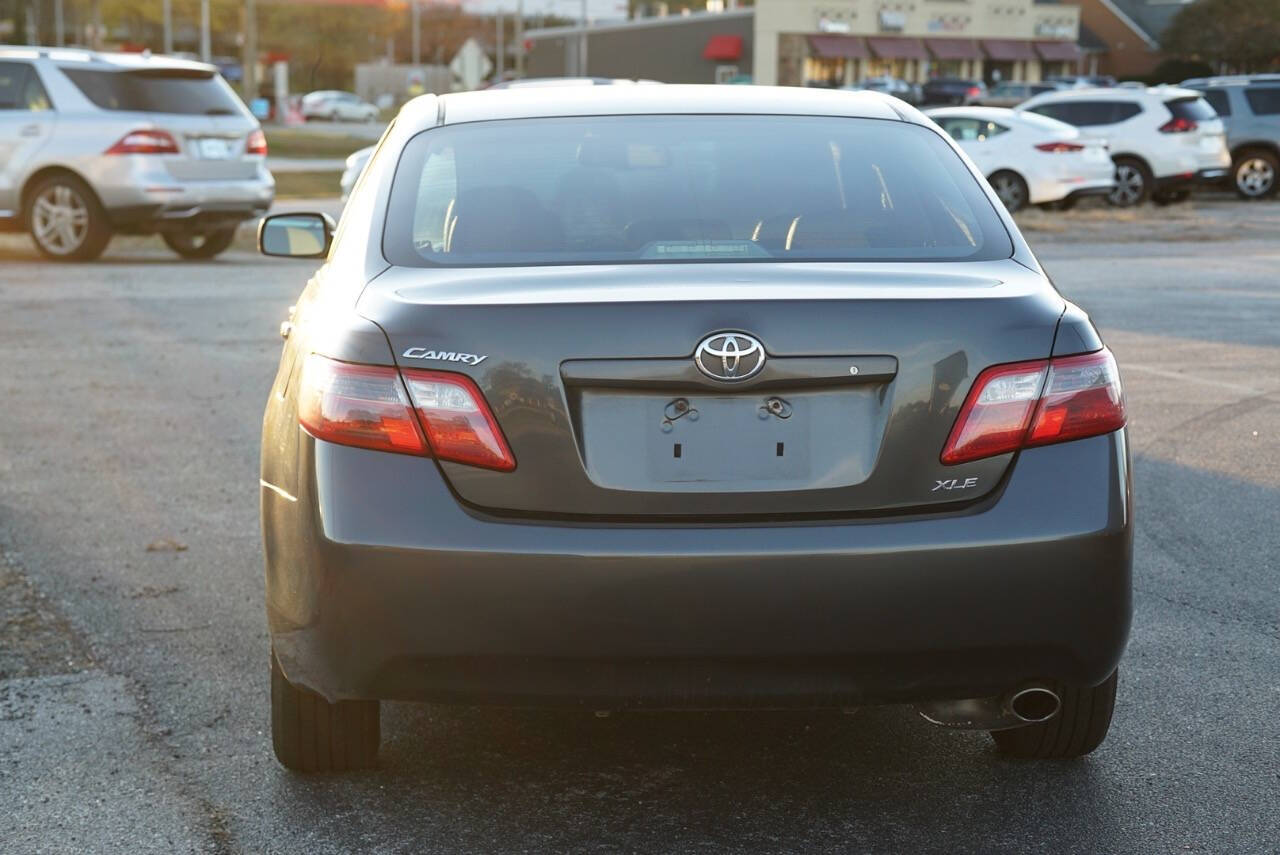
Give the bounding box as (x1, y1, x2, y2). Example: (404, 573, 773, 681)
(933, 477, 978, 492)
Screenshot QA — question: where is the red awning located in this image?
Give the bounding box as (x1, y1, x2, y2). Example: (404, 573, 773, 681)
(703, 34, 743, 62)
(807, 34, 869, 59)
(923, 38, 982, 61)
(1035, 40, 1082, 61)
(866, 37, 929, 61)
(980, 39, 1038, 62)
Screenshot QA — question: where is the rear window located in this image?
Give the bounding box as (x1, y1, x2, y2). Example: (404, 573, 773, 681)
(61, 67, 243, 115)
(1200, 89, 1231, 117)
(1031, 100, 1141, 126)
(1166, 97, 1217, 121)
(384, 115, 1012, 267)
(1244, 87, 1280, 115)
(0, 61, 26, 109)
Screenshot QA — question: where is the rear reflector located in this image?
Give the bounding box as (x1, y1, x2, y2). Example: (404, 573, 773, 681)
(246, 128, 268, 155)
(941, 348, 1125, 465)
(298, 355, 427, 455)
(1035, 141, 1085, 153)
(402, 369, 516, 471)
(296, 355, 515, 470)
(105, 129, 180, 155)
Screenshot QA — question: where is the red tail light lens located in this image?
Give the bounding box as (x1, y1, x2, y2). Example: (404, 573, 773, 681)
(1035, 141, 1086, 153)
(402, 369, 516, 471)
(966, 86, 981, 97)
(1159, 117, 1197, 133)
(1026, 349, 1126, 447)
(941, 348, 1125, 465)
(105, 129, 180, 155)
(298, 356, 427, 455)
(246, 128, 268, 155)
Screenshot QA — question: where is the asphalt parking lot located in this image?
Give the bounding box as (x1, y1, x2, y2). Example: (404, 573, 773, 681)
(0, 199, 1277, 853)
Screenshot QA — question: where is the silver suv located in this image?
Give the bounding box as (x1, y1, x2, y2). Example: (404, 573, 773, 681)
(0, 48, 274, 261)
(1182, 74, 1280, 199)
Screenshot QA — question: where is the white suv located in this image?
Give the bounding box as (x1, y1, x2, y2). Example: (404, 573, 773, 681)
(1017, 86, 1230, 206)
(0, 47, 274, 261)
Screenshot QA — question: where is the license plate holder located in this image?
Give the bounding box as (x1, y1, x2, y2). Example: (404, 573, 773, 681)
(646, 396, 811, 483)
(197, 137, 233, 159)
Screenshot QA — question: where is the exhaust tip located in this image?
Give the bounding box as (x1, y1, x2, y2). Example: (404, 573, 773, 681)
(1009, 686, 1060, 723)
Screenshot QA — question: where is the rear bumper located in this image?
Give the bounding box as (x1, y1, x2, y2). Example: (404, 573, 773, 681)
(264, 431, 1133, 707)
(1154, 167, 1230, 191)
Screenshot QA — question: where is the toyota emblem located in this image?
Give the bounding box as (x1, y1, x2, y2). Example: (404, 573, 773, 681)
(694, 332, 766, 382)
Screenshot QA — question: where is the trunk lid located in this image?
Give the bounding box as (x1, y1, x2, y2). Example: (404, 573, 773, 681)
(358, 261, 1064, 519)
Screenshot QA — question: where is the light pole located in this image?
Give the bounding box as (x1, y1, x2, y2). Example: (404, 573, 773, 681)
(495, 10, 504, 84)
(243, 0, 259, 103)
(514, 0, 524, 77)
(200, 0, 211, 61)
(162, 0, 173, 54)
(579, 0, 588, 77)
(411, 0, 420, 67)
(54, 0, 65, 46)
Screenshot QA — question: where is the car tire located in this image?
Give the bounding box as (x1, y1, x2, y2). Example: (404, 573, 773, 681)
(161, 227, 238, 260)
(988, 170, 1029, 213)
(1232, 149, 1278, 199)
(271, 650, 380, 772)
(24, 173, 112, 262)
(990, 669, 1118, 759)
(1108, 158, 1151, 207)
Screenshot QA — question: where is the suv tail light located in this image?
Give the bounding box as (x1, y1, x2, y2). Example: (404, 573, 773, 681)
(941, 349, 1125, 465)
(246, 128, 268, 155)
(297, 355, 516, 471)
(1034, 141, 1085, 153)
(1158, 117, 1197, 133)
(105, 129, 180, 155)
(966, 86, 981, 97)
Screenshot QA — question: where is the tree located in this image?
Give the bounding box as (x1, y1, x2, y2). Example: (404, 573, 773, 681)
(1162, 0, 1280, 73)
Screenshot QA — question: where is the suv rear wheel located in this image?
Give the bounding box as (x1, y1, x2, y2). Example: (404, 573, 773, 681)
(271, 650, 380, 772)
(1233, 149, 1278, 199)
(162, 227, 238, 260)
(990, 669, 1118, 758)
(25, 174, 112, 262)
(1108, 158, 1151, 207)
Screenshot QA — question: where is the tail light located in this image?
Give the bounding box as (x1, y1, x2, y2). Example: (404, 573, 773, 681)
(1159, 117, 1197, 133)
(246, 128, 268, 155)
(941, 348, 1125, 465)
(1035, 141, 1085, 153)
(105, 129, 179, 155)
(297, 355, 515, 471)
(966, 86, 981, 97)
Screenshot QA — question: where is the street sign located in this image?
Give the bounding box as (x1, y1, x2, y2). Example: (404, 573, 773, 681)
(449, 38, 492, 91)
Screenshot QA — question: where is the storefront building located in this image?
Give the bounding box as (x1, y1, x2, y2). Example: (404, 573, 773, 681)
(757, 0, 1082, 86)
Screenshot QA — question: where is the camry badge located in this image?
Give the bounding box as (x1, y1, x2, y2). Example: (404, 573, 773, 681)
(402, 347, 488, 366)
(694, 332, 766, 382)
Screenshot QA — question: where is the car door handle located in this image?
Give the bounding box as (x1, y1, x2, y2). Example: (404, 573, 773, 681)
(20, 124, 42, 137)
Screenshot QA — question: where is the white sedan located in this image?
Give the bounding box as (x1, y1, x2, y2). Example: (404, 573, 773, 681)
(301, 90, 379, 123)
(925, 107, 1114, 211)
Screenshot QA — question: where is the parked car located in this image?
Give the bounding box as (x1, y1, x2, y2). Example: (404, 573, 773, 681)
(921, 77, 987, 106)
(976, 81, 1065, 109)
(1018, 86, 1230, 206)
(846, 75, 921, 105)
(256, 84, 1131, 772)
(301, 90, 379, 122)
(1181, 74, 1280, 198)
(339, 144, 374, 202)
(926, 107, 1114, 212)
(1046, 75, 1117, 90)
(0, 47, 273, 261)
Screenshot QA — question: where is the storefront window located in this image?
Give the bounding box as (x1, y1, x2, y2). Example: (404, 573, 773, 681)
(804, 56, 846, 87)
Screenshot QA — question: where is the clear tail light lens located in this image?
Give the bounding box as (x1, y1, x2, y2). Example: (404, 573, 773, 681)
(246, 128, 268, 155)
(298, 356, 427, 455)
(402, 369, 516, 471)
(105, 129, 180, 155)
(1035, 141, 1086, 153)
(296, 355, 515, 470)
(941, 348, 1125, 465)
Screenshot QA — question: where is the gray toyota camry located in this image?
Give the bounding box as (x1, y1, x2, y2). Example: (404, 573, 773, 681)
(258, 85, 1131, 772)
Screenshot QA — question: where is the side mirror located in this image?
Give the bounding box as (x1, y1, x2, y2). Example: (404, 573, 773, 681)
(258, 212, 336, 259)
